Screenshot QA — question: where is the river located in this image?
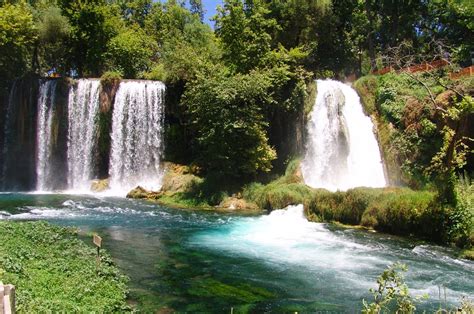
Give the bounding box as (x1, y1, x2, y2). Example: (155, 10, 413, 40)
(0, 192, 472, 312)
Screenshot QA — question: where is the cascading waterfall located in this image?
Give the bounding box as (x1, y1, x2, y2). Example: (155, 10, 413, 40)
(67, 79, 101, 190)
(36, 80, 58, 191)
(109, 81, 165, 192)
(301, 80, 386, 191)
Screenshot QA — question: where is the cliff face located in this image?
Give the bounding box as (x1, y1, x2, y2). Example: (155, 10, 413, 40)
(97, 78, 120, 179)
(1, 77, 69, 190)
(2, 76, 40, 190)
(268, 106, 305, 172)
(1, 77, 313, 191)
(45, 78, 69, 190)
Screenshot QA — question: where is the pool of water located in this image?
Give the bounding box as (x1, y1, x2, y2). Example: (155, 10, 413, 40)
(0, 193, 472, 312)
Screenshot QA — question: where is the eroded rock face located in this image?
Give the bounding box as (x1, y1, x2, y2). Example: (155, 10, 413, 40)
(160, 163, 201, 194)
(126, 185, 162, 199)
(218, 197, 259, 211)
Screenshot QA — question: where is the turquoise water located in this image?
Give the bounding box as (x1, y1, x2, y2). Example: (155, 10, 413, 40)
(0, 192, 473, 312)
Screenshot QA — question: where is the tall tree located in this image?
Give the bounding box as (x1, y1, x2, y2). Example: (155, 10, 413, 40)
(214, 0, 278, 73)
(0, 2, 37, 84)
(58, 0, 123, 76)
(189, 0, 204, 21)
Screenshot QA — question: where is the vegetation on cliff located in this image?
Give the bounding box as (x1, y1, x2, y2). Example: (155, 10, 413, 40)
(2, 0, 472, 180)
(0, 221, 130, 312)
(1, 0, 473, 253)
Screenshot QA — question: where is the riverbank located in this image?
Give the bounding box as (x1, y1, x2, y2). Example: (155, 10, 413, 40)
(0, 221, 130, 312)
(0, 192, 472, 311)
(127, 160, 473, 260)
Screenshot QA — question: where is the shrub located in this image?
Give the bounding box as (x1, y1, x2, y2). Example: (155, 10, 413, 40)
(362, 263, 420, 313)
(100, 70, 122, 88)
(354, 75, 378, 115)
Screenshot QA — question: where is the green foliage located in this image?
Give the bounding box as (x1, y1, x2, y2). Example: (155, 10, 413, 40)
(59, 0, 123, 76)
(184, 68, 277, 179)
(142, 1, 220, 83)
(107, 26, 157, 78)
(0, 2, 37, 84)
(243, 181, 313, 211)
(100, 70, 122, 87)
(362, 263, 422, 313)
(354, 75, 378, 115)
(215, 0, 278, 73)
(446, 174, 474, 247)
(359, 189, 441, 238)
(0, 221, 129, 312)
(35, 5, 71, 74)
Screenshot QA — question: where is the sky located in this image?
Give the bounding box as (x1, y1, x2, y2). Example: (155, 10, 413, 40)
(202, 0, 223, 27)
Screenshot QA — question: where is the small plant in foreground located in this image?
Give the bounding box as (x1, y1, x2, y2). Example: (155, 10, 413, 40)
(362, 262, 423, 313)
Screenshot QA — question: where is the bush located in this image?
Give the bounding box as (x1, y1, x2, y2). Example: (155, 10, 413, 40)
(446, 175, 474, 246)
(354, 75, 378, 115)
(361, 189, 436, 236)
(100, 70, 122, 88)
(306, 187, 442, 240)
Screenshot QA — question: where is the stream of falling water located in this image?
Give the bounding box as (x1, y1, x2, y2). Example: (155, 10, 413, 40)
(302, 80, 386, 191)
(109, 81, 166, 193)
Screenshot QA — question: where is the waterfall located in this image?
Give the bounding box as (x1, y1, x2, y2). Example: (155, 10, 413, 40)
(36, 80, 59, 191)
(109, 81, 165, 192)
(301, 80, 386, 191)
(67, 79, 101, 190)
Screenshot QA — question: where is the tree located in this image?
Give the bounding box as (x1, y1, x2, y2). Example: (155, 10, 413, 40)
(35, 5, 71, 75)
(58, 0, 123, 76)
(189, 0, 204, 21)
(107, 26, 157, 78)
(116, 0, 153, 27)
(0, 2, 37, 84)
(214, 0, 278, 73)
(184, 68, 277, 179)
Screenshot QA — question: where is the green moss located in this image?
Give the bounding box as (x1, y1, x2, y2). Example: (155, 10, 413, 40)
(188, 278, 274, 303)
(155, 192, 214, 210)
(354, 74, 378, 115)
(0, 221, 130, 312)
(459, 248, 474, 260)
(304, 80, 317, 117)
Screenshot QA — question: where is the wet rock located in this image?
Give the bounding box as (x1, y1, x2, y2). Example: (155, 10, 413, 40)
(126, 186, 162, 199)
(218, 197, 259, 211)
(90, 178, 109, 192)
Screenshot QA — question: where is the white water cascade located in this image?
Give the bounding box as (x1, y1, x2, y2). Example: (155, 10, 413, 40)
(36, 80, 58, 191)
(301, 80, 386, 191)
(67, 79, 101, 190)
(109, 81, 166, 193)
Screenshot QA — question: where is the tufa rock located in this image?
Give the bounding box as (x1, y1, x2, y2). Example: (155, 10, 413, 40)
(90, 178, 110, 192)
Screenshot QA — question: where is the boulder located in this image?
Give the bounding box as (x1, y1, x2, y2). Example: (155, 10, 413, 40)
(90, 178, 110, 192)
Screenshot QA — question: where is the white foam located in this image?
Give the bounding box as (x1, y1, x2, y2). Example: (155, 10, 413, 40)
(302, 80, 386, 191)
(193, 205, 386, 272)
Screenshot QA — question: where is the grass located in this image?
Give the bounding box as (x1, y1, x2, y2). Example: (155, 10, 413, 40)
(243, 158, 314, 210)
(0, 221, 130, 312)
(242, 160, 446, 241)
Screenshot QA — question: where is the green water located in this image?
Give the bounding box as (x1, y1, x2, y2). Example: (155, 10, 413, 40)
(0, 192, 472, 312)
